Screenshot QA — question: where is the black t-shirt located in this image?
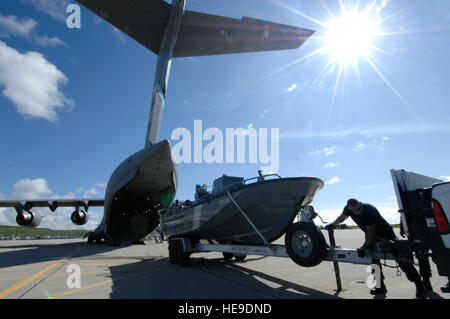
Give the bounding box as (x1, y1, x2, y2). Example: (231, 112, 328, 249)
(342, 203, 396, 240)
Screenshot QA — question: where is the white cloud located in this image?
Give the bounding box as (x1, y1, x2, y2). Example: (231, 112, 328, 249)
(309, 146, 337, 156)
(11, 178, 52, 199)
(95, 182, 106, 188)
(0, 13, 65, 47)
(326, 176, 341, 185)
(440, 176, 450, 182)
(23, 0, 71, 22)
(376, 205, 401, 225)
(352, 142, 366, 152)
(280, 123, 450, 140)
(33, 35, 65, 47)
(74, 186, 103, 198)
(0, 14, 37, 38)
(83, 187, 98, 197)
(324, 162, 340, 168)
(317, 205, 400, 226)
(317, 208, 343, 225)
(112, 27, 127, 43)
(0, 41, 73, 122)
(361, 184, 376, 190)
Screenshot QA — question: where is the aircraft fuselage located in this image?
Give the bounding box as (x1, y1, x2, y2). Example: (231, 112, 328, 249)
(101, 140, 177, 243)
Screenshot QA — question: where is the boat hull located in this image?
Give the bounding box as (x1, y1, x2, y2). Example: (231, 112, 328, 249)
(160, 177, 323, 245)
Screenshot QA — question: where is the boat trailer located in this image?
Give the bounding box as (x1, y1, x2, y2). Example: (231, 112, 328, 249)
(168, 224, 414, 291)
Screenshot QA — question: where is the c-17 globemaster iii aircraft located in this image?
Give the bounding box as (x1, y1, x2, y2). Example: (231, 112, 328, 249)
(0, 0, 314, 246)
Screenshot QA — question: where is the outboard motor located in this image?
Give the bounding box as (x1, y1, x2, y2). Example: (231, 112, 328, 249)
(195, 184, 210, 201)
(16, 211, 42, 228)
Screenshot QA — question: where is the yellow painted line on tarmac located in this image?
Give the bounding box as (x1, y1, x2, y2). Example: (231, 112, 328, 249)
(0, 246, 88, 299)
(52, 265, 174, 299)
(0, 261, 55, 273)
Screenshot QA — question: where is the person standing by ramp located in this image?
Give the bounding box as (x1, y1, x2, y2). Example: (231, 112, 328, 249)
(325, 199, 426, 299)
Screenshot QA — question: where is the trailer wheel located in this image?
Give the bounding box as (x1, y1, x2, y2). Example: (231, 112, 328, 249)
(223, 252, 234, 260)
(285, 222, 327, 267)
(169, 240, 191, 266)
(234, 254, 247, 261)
(168, 240, 177, 264)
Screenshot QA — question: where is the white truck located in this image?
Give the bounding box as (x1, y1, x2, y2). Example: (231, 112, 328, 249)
(391, 169, 450, 278)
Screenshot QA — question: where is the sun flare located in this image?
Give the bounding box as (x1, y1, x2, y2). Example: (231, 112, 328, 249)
(324, 10, 380, 65)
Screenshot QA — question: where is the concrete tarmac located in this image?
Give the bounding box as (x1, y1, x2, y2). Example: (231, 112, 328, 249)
(0, 229, 448, 299)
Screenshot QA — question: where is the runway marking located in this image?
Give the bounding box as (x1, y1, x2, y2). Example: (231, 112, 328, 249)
(0, 246, 88, 299)
(52, 265, 174, 299)
(0, 261, 55, 272)
(0, 263, 167, 282)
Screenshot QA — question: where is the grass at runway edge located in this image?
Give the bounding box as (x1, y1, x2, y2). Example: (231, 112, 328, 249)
(0, 225, 91, 237)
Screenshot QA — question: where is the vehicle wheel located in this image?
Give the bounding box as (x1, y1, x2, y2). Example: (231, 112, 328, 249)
(87, 235, 93, 245)
(168, 240, 177, 264)
(223, 252, 234, 260)
(234, 254, 247, 261)
(285, 222, 327, 267)
(169, 240, 191, 266)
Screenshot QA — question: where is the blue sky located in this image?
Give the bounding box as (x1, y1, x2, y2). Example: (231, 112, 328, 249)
(0, 0, 449, 229)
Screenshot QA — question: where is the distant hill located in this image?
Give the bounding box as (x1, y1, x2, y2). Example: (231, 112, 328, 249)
(0, 225, 92, 237)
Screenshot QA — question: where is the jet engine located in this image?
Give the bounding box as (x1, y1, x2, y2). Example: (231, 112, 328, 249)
(71, 209, 89, 226)
(16, 211, 42, 228)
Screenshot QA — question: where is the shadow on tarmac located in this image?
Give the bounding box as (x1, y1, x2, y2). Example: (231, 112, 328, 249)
(107, 255, 343, 299)
(0, 241, 117, 269)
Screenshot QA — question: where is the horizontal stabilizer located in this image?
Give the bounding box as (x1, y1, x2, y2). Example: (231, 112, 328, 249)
(76, 0, 170, 54)
(76, 0, 314, 57)
(174, 11, 315, 57)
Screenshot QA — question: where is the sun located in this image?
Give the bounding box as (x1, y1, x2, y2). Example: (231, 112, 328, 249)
(323, 9, 380, 65)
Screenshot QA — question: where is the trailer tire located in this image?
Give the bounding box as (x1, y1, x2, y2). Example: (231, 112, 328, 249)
(223, 252, 234, 260)
(168, 240, 177, 264)
(285, 222, 327, 267)
(169, 240, 191, 266)
(234, 254, 247, 261)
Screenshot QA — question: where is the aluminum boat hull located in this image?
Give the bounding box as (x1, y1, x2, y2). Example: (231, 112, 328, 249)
(160, 177, 323, 245)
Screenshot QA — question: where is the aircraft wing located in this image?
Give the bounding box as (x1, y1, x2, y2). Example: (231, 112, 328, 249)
(0, 199, 104, 213)
(75, 0, 315, 57)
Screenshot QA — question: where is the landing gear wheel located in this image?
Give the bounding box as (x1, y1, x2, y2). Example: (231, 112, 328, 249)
(222, 252, 234, 260)
(285, 222, 327, 267)
(87, 235, 93, 245)
(169, 240, 191, 266)
(234, 254, 247, 261)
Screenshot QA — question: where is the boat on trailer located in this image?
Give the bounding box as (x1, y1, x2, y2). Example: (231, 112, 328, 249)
(159, 172, 324, 246)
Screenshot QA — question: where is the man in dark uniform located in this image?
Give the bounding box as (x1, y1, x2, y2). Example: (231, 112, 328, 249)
(326, 198, 426, 298)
